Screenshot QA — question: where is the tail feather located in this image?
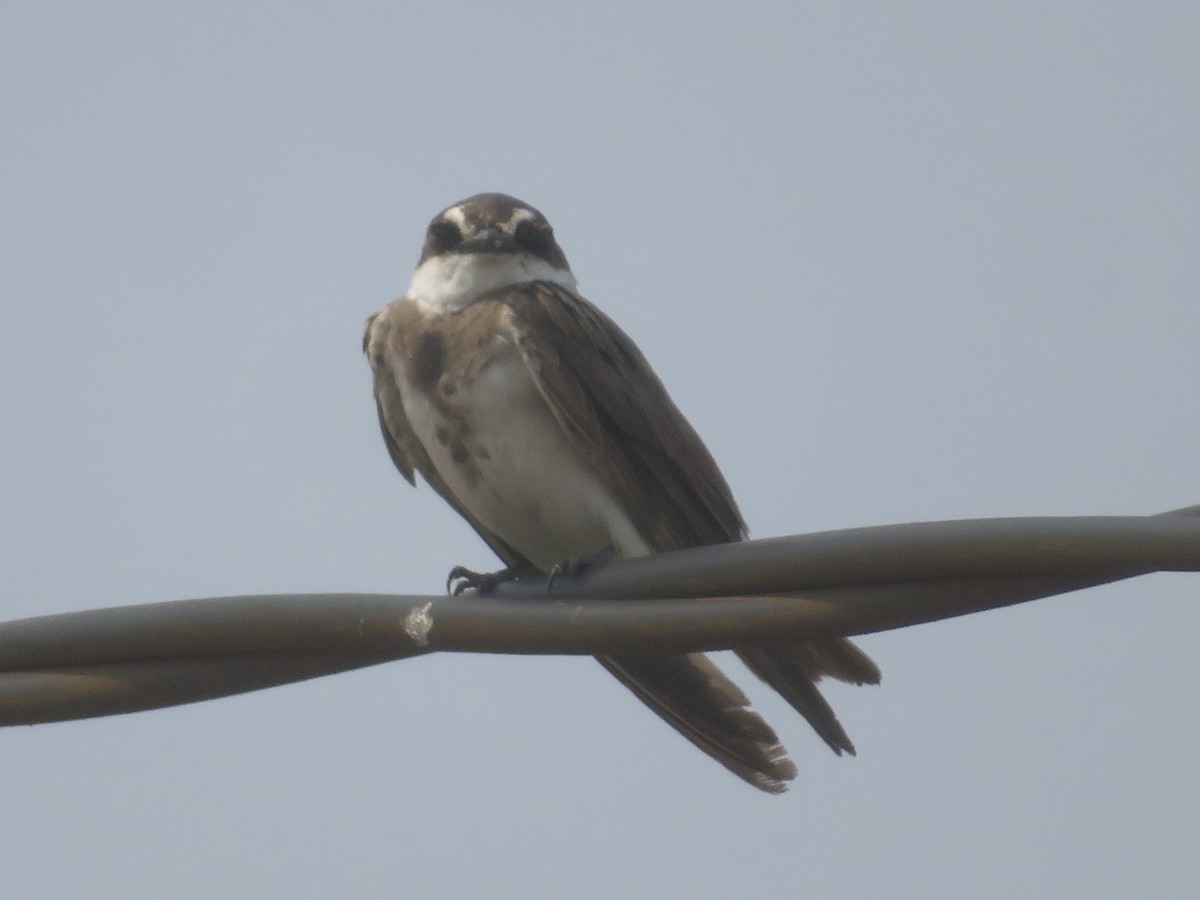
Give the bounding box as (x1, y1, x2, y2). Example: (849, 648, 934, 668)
(737, 638, 879, 756)
(803, 637, 882, 686)
(598, 653, 798, 794)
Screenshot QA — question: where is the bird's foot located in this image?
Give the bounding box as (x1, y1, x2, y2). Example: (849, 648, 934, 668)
(446, 563, 532, 596)
(548, 545, 617, 593)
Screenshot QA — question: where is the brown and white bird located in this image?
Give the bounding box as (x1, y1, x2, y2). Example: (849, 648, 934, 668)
(364, 193, 880, 793)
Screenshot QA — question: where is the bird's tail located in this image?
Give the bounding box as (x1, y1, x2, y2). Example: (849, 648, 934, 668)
(737, 637, 881, 756)
(597, 652, 799, 793)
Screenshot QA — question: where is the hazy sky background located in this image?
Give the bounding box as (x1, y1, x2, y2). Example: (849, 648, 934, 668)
(2, 3, 1198, 897)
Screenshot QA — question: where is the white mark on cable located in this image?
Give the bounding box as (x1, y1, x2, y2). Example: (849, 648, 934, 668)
(404, 602, 434, 647)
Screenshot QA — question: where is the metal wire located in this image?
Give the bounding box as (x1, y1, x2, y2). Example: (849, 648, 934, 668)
(2, 506, 1198, 726)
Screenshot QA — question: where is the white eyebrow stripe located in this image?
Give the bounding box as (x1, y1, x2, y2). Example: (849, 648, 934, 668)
(505, 207, 538, 229)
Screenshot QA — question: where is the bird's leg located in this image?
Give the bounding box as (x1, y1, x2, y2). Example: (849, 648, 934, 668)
(548, 544, 617, 593)
(446, 561, 538, 596)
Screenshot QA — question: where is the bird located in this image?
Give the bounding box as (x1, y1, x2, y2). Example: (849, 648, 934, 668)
(363, 192, 880, 793)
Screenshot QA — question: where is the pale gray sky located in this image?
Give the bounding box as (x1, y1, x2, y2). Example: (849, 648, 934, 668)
(2, 3, 1198, 898)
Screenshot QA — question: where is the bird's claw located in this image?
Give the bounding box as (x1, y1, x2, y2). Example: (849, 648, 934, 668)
(446, 564, 525, 596)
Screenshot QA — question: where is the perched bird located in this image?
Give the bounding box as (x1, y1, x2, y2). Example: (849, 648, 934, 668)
(364, 193, 880, 792)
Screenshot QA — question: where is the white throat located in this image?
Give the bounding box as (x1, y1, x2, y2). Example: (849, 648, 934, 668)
(407, 253, 578, 313)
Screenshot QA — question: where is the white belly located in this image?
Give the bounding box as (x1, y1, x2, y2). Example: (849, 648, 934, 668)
(402, 352, 650, 571)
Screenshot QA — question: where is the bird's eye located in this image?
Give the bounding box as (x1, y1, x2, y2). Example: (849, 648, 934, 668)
(427, 220, 462, 254)
(515, 219, 552, 250)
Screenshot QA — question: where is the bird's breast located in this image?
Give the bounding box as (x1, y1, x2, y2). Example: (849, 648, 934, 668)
(400, 321, 647, 571)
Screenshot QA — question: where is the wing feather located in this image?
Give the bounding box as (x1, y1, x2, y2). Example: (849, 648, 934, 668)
(499, 283, 745, 550)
